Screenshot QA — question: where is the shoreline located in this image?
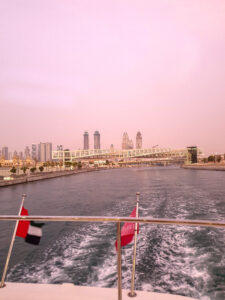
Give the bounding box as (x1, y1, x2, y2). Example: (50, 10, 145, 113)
(182, 164, 225, 171)
(0, 168, 104, 188)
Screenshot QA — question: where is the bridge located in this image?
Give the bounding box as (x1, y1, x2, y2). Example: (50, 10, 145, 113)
(52, 147, 202, 164)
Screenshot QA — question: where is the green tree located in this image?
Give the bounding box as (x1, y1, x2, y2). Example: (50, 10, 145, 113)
(21, 166, 28, 174)
(208, 155, 215, 162)
(10, 166, 17, 174)
(105, 160, 110, 165)
(30, 167, 37, 173)
(65, 161, 72, 167)
(39, 166, 44, 172)
(77, 161, 82, 169)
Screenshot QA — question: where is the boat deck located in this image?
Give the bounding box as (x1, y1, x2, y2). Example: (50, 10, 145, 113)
(0, 282, 197, 300)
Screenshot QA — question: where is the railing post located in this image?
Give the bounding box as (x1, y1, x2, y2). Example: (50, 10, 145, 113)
(128, 192, 140, 297)
(117, 222, 122, 300)
(0, 194, 26, 288)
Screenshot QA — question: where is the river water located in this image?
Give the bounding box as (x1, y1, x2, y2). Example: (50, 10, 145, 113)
(1, 167, 225, 300)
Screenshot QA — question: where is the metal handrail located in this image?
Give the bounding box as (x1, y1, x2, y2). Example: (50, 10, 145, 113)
(1, 215, 225, 228)
(1, 214, 225, 299)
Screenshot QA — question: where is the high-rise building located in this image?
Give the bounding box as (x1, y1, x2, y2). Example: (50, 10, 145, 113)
(136, 132, 142, 149)
(32, 144, 37, 160)
(122, 132, 129, 149)
(38, 143, 45, 162)
(39, 143, 45, 162)
(94, 131, 100, 149)
(122, 133, 133, 149)
(2, 147, 9, 160)
(19, 152, 23, 160)
(24, 146, 30, 159)
(57, 145, 63, 151)
(13, 150, 18, 158)
(46, 143, 52, 161)
(83, 131, 89, 150)
(38, 142, 52, 162)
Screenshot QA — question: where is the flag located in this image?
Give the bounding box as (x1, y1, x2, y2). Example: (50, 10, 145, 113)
(16, 206, 44, 245)
(25, 221, 45, 245)
(16, 207, 30, 238)
(115, 207, 139, 251)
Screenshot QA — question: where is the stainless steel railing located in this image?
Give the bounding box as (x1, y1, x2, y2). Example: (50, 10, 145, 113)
(1, 214, 225, 299)
(1, 215, 225, 227)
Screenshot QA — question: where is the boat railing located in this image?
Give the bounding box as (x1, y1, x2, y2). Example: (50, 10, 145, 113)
(1, 215, 225, 299)
(0, 215, 225, 300)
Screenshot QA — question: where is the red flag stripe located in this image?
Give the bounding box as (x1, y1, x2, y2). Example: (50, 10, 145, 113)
(115, 207, 139, 251)
(16, 207, 30, 238)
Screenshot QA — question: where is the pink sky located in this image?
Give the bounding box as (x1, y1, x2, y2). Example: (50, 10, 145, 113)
(0, 0, 225, 155)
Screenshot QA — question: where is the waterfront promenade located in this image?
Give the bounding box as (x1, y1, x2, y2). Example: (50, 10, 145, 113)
(182, 163, 225, 171)
(0, 168, 101, 187)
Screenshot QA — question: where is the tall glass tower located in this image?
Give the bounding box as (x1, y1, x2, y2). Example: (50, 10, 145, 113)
(94, 131, 100, 149)
(136, 132, 142, 149)
(83, 131, 89, 150)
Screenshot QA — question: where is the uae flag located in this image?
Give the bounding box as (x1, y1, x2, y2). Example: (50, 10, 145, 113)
(16, 207, 44, 245)
(115, 207, 139, 251)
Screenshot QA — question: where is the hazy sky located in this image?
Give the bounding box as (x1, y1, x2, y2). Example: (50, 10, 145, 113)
(1, 0, 225, 155)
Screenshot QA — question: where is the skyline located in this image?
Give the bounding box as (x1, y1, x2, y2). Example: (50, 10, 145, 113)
(1, 1, 225, 155)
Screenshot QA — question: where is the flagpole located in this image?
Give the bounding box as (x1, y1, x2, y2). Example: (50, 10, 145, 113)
(0, 194, 27, 288)
(117, 222, 122, 300)
(128, 192, 140, 297)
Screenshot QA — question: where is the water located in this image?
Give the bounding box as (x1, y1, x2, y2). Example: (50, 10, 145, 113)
(1, 167, 225, 299)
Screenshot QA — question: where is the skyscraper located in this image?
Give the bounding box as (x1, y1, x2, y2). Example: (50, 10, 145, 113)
(83, 131, 89, 150)
(2, 147, 8, 160)
(24, 146, 30, 159)
(94, 131, 100, 149)
(8, 152, 12, 160)
(39, 143, 46, 162)
(136, 132, 142, 149)
(46, 143, 52, 161)
(122, 132, 129, 149)
(32, 144, 37, 160)
(13, 150, 18, 158)
(122, 133, 134, 149)
(38, 142, 52, 162)
(19, 152, 23, 160)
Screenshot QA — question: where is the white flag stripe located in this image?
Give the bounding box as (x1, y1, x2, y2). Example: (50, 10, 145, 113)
(28, 225, 42, 237)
